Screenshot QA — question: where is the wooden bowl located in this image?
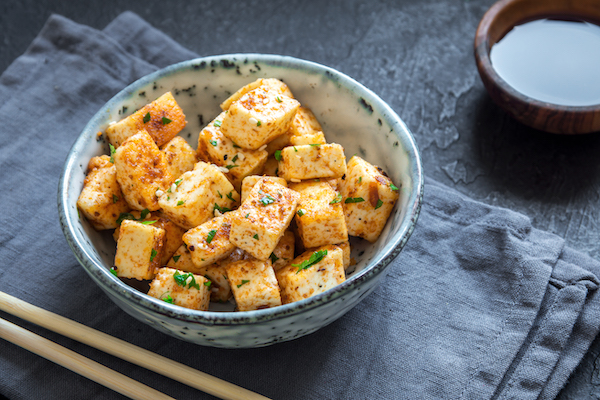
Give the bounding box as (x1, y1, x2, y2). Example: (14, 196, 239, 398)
(474, 0, 600, 134)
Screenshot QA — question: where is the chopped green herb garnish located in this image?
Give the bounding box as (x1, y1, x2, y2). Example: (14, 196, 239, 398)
(174, 178, 183, 187)
(115, 208, 151, 225)
(210, 140, 218, 146)
(206, 229, 217, 244)
(390, 184, 399, 191)
(214, 120, 222, 127)
(375, 199, 383, 210)
(359, 176, 362, 183)
(225, 164, 238, 169)
(293, 250, 328, 274)
(309, 143, 321, 147)
(276, 96, 282, 103)
(330, 193, 342, 204)
(344, 197, 365, 204)
(112, 194, 119, 203)
(177, 200, 185, 206)
(231, 154, 239, 163)
(173, 255, 181, 263)
(109, 144, 116, 163)
(259, 195, 275, 206)
(256, 120, 262, 127)
(150, 249, 157, 262)
(162, 294, 174, 304)
(204, 280, 212, 287)
(232, 142, 241, 148)
(214, 203, 231, 213)
(140, 220, 157, 225)
(217, 190, 222, 198)
(269, 252, 279, 263)
(274, 150, 282, 161)
(237, 280, 250, 288)
(140, 209, 150, 220)
(297, 208, 306, 217)
(110, 267, 118, 277)
(162, 116, 172, 125)
(173, 271, 200, 290)
(293, 146, 298, 152)
(143, 112, 151, 123)
(245, 213, 250, 218)
(226, 191, 235, 201)
(253, 234, 259, 240)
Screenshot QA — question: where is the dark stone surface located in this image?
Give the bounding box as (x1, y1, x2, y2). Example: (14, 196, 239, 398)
(1, 0, 599, 398)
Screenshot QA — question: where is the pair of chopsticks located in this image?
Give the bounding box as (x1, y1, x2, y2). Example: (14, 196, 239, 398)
(0, 291, 270, 400)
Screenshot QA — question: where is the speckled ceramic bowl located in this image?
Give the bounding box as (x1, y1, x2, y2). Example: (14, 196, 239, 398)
(58, 54, 423, 348)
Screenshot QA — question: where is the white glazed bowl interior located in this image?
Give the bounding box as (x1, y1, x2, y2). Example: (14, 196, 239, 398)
(58, 54, 423, 348)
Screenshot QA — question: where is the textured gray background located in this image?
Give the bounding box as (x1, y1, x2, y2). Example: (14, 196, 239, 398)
(1, 0, 600, 398)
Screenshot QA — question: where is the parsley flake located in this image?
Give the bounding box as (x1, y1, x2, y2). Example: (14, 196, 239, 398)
(390, 184, 399, 191)
(256, 120, 262, 127)
(297, 209, 306, 217)
(359, 176, 362, 183)
(226, 191, 235, 201)
(217, 190, 223, 198)
(143, 112, 151, 123)
(231, 154, 239, 163)
(274, 150, 282, 161)
(109, 144, 116, 163)
(112, 194, 119, 203)
(245, 213, 250, 218)
(150, 249, 158, 262)
(330, 193, 342, 204)
(293, 146, 298, 152)
(173, 271, 200, 290)
(232, 142, 241, 148)
(293, 250, 328, 274)
(345, 197, 365, 203)
(177, 200, 185, 206)
(253, 234, 259, 240)
(140, 220, 157, 225)
(225, 164, 238, 169)
(214, 120, 222, 127)
(375, 199, 383, 210)
(276, 96, 282, 103)
(237, 280, 250, 288)
(161, 116, 172, 125)
(210, 140, 218, 146)
(269, 252, 279, 263)
(259, 195, 275, 206)
(162, 294, 174, 304)
(173, 255, 181, 263)
(309, 143, 321, 147)
(206, 229, 217, 244)
(110, 267, 118, 277)
(214, 203, 231, 213)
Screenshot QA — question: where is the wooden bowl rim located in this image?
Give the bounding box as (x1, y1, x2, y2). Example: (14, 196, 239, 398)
(474, 0, 600, 119)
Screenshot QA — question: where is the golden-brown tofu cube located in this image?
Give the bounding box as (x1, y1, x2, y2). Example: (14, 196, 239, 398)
(182, 214, 235, 268)
(193, 262, 232, 303)
(114, 130, 173, 211)
(161, 136, 196, 180)
(197, 112, 268, 191)
(226, 259, 281, 311)
(276, 245, 345, 304)
(166, 244, 197, 272)
(106, 92, 187, 148)
(114, 219, 165, 280)
(77, 155, 130, 230)
(229, 178, 299, 260)
(221, 88, 300, 150)
(290, 181, 348, 248)
(147, 267, 210, 311)
(240, 175, 288, 203)
(157, 162, 239, 230)
(288, 107, 326, 146)
(270, 230, 295, 271)
(339, 156, 399, 242)
(220, 78, 294, 110)
(261, 156, 280, 176)
(278, 143, 346, 182)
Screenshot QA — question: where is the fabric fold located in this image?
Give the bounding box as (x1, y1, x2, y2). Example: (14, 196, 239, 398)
(1, 11, 600, 400)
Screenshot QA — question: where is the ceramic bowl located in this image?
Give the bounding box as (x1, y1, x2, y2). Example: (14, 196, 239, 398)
(474, 0, 600, 134)
(58, 54, 423, 348)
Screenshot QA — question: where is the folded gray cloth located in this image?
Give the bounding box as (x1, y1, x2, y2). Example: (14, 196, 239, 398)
(1, 12, 599, 400)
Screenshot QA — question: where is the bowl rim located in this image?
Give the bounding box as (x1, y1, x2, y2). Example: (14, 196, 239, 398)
(474, 0, 600, 134)
(58, 53, 424, 326)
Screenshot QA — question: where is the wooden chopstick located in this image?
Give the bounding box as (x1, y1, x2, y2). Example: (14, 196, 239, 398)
(0, 317, 174, 400)
(0, 291, 270, 400)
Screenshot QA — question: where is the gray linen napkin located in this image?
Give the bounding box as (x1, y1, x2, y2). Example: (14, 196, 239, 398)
(1, 12, 599, 400)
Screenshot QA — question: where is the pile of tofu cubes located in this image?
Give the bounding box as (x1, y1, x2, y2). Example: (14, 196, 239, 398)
(77, 78, 399, 312)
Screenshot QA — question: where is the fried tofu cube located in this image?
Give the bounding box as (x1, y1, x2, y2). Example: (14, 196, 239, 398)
(229, 178, 299, 260)
(197, 112, 268, 191)
(278, 143, 346, 182)
(240, 175, 287, 203)
(261, 156, 280, 176)
(270, 230, 295, 271)
(182, 214, 235, 268)
(276, 245, 345, 304)
(226, 259, 281, 311)
(166, 244, 197, 272)
(161, 136, 196, 180)
(288, 107, 326, 146)
(106, 92, 187, 148)
(114, 219, 165, 280)
(157, 162, 239, 229)
(193, 262, 232, 302)
(339, 156, 399, 242)
(220, 78, 294, 110)
(147, 267, 210, 311)
(290, 181, 348, 248)
(307, 241, 351, 271)
(114, 130, 173, 211)
(77, 155, 130, 230)
(265, 132, 292, 155)
(221, 88, 300, 150)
